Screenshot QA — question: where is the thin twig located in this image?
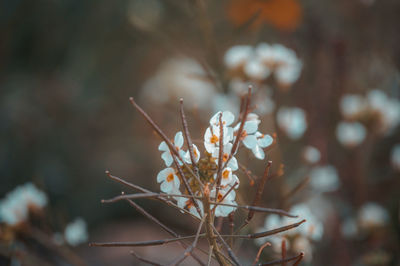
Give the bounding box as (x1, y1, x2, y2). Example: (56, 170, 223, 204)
(238, 163, 256, 186)
(211, 182, 238, 213)
(129, 97, 204, 191)
(168, 214, 206, 266)
(258, 252, 304, 266)
(252, 242, 271, 265)
(292, 253, 304, 266)
(179, 98, 201, 180)
(281, 239, 287, 266)
(211, 223, 242, 266)
(130, 251, 162, 266)
(214, 113, 225, 207)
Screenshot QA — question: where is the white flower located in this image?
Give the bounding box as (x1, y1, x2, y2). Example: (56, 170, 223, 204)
(391, 144, 400, 171)
(358, 202, 389, 229)
(159, 131, 185, 166)
(0, 183, 47, 226)
(336, 121, 366, 148)
(234, 120, 259, 149)
(176, 197, 204, 218)
(244, 58, 271, 80)
(367, 90, 400, 133)
(204, 125, 230, 153)
(309, 165, 340, 192)
(184, 144, 200, 164)
(64, 218, 88, 246)
(211, 188, 237, 217)
(211, 143, 238, 171)
(340, 94, 367, 119)
(210, 111, 235, 128)
(277, 107, 307, 140)
(251, 132, 273, 160)
(213, 167, 239, 188)
(140, 57, 216, 111)
(157, 168, 180, 194)
(292, 236, 313, 262)
(302, 146, 321, 164)
(224, 45, 253, 69)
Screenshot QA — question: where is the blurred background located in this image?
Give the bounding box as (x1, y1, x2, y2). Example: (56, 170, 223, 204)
(1, 0, 399, 265)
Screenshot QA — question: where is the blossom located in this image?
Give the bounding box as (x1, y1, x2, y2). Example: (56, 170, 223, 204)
(64, 218, 89, 246)
(157, 168, 180, 194)
(391, 144, 400, 171)
(302, 146, 321, 164)
(309, 165, 340, 192)
(176, 197, 204, 218)
(367, 90, 400, 133)
(204, 125, 230, 153)
(211, 143, 238, 171)
(0, 183, 47, 226)
(233, 120, 259, 149)
(159, 131, 185, 166)
(336, 121, 366, 148)
(209, 111, 235, 128)
(211, 188, 237, 217)
(251, 132, 274, 160)
(276, 107, 307, 140)
(244, 58, 271, 80)
(358, 202, 389, 229)
(340, 94, 367, 119)
(214, 167, 239, 188)
(184, 144, 200, 164)
(223, 45, 253, 70)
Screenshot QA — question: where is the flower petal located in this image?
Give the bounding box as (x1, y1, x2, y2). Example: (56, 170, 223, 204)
(258, 134, 273, 148)
(243, 135, 257, 149)
(158, 141, 169, 152)
(252, 145, 265, 160)
(222, 111, 235, 126)
(160, 181, 172, 193)
(174, 131, 184, 148)
(157, 168, 174, 183)
(161, 152, 173, 166)
(243, 121, 258, 134)
(228, 156, 239, 171)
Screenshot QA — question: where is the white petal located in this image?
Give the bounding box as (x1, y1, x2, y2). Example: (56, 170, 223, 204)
(243, 121, 258, 134)
(204, 141, 216, 154)
(252, 145, 265, 160)
(243, 135, 257, 149)
(174, 131, 184, 148)
(173, 174, 180, 189)
(161, 152, 173, 166)
(160, 181, 172, 193)
(258, 134, 273, 148)
(158, 141, 169, 152)
(228, 157, 238, 171)
(222, 111, 235, 126)
(210, 111, 222, 126)
(157, 168, 174, 183)
(204, 127, 213, 142)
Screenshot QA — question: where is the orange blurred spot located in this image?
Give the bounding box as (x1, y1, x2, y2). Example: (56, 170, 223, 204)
(228, 0, 302, 32)
(167, 173, 174, 182)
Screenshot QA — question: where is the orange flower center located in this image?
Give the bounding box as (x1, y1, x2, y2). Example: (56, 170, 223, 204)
(210, 134, 219, 144)
(222, 153, 229, 162)
(166, 173, 174, 182)
(222, 169, 230, 179)
(217, 192, 223, 202)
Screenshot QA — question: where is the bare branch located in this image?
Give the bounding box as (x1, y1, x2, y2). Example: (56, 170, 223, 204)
(130, 251, 163, 266)
(292, 253, 304, 266)
(257, 252, 304, 266)
(252, 242, 271, 265)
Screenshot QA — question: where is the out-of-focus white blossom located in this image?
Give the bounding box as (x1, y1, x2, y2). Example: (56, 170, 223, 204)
(302, 146, 321, 164)
(336, 121, 367, 148)
(0, 183, 47, 226)
(367, 90, 400, 134)
(340, 94, 367, 119)
(64, 218, 89, 246)
(309, 165, 340, 192)
(140, 57, 216, 111)
(211, 188, 237, 217)
(277, 107, 307, 140)
(224, 45, 253, 69)
(391, 144, 400, 171)
(358, 202, 389, 229)
(292, 236, 313, 262)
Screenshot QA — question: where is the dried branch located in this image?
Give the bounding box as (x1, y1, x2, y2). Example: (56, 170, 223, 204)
(258, 252, 304, 266)
(238, 163, 256, 186)
(179, 98, 201, 180)
(252, 242, 271, 265)
(214, 113, 225, 206)
(292, 253, 304, 266)
(281, 239, 287, 266)
(130, 251, 162, 266)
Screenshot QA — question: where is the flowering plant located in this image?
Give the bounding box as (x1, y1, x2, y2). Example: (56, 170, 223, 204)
(91, 88, 306, 265)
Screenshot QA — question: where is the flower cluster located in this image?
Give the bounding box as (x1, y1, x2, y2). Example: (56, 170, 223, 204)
(338, 90, 400, 143)
(157, 111, 273, 217)
(0, 183, 48, 226)
(224, 43, 302, 87)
